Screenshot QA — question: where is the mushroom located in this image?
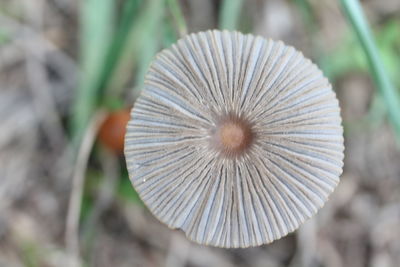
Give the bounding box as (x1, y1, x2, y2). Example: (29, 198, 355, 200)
(124, 30, 344, 248)
(98, 109, 131, 154)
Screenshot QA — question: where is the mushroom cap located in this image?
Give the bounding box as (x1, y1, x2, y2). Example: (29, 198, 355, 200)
(99, 109, 131, 154)
(125, 30, 344, 248)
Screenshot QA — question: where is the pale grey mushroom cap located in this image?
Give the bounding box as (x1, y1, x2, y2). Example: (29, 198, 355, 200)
(124, 30, 344, 248)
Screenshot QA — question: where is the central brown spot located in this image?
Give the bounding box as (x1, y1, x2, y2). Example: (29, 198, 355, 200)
(219, 122, 246, 150)
(212, 116, 254, 157)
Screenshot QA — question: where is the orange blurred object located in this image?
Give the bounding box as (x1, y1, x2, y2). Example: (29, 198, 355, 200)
(98, 109, 131, 154)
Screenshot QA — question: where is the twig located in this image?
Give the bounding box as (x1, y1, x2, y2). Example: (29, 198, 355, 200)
(89, 148, 119, 222)
(165, 233, 190, 267)
(84, 148, 120, 264)
(65, 110, 107, 265)
(289, 218, 317, 267)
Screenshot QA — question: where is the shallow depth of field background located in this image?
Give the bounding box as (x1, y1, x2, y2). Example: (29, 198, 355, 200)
(1, 0, 400, 266)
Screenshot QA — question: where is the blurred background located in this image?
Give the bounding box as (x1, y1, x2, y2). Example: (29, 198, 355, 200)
(1, 0, 400, 266)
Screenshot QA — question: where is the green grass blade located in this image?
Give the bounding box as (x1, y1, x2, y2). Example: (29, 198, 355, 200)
(103, 0, 164, 101)
(132, 0, 165, 88)
(340, 0, 400, 141)
(162, 16, 178, 48)
(72, 0, 115, 145)
(294, 0, 316, 32)
(97, 0, 142, 102)
(166, 0, 187, 37)
(219, 0, 244, 30)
